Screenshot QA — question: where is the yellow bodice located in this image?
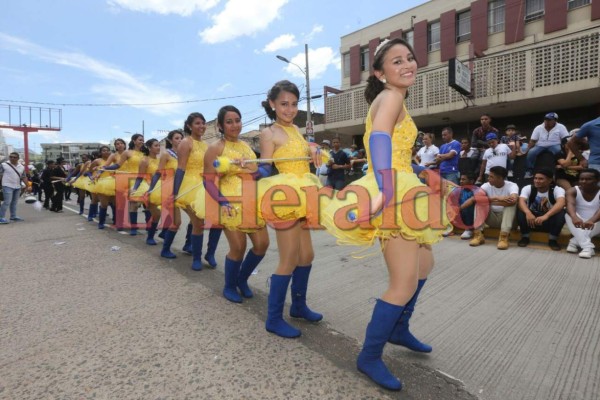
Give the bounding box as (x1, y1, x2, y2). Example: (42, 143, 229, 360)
(146, 157, 159, 176)
(222, 140, 257, 175)
(364, 106, 417, 174)
(121, 150, 144, 173)
(187, 139, 207, 173)
(272, 123, 310, 176)
(165, 155, 178, 170)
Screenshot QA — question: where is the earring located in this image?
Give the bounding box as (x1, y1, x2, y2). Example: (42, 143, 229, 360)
(381, 77, 387, 84)
(272, 108, 276, 111)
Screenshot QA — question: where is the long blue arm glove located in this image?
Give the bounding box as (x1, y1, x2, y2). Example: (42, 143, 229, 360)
(172, 168, 185, 197)
(252, 163, 273, 180)
(369, 131, 393, 207)
(84, 172, 93, 178)
(131, 177, 144, 192)
(411, 163, 427, 184)
(147, 171, 161, 193)
(203, 179, 230, 206)
(102, 163, 121, 171)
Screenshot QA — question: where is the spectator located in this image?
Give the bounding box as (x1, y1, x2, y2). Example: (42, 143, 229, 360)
(433, 127, 461, 184)
(50, 157, 67, 213)
(0, 152, 31, 224)
(349, 144, 359, 158)
(316, 139, 331, 186)
(470, 166, 518, 249)
(569, 115, 600, 172)
(517, 169, 566, 250)
(476, 133, 516, 185)
(471, 113, 499, 162)
(456, 172, 477, 240)
(326, 137, 350, 190)
(565, 168, 600, 258)
(555, 132, 585, 191)
(415, 133, 439, 169)
(458, 137, 479, 177)
(349, 149, 367, 182)
(524, 112, 570, 178)
(41, 160, 55, 209)
(500, 124, 527, 177)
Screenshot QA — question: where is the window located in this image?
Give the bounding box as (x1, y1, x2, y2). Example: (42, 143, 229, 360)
(456, 10, 471, 43)
(360, 47, 369, 71)
(428, 21, 440, 52)
(403, 30, 414, 48)
(525, 0, 544, 22)
(488, 0, 505, 34)
(342, 53, 350, 78)
(568, 0, 590, 10)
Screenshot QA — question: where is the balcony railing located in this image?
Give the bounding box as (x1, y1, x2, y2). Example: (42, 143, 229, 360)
(326, 32, 599, 125)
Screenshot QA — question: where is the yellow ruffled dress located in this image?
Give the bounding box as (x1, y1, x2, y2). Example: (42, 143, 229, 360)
(94, 159, 117, 197)
(149, 155, 177, 205)
(194, 140, 265, 231)
(257, 124, 322, 223)
(71, 164, 94, 192)
(120, 150, 144, 192)
(321, 107, 451, 246)
(130, 156, 159, 197)
(175, 139, 206, 209)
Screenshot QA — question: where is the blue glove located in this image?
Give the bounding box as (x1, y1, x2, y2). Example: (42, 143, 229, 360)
(252, 163, 273, 180)
(369, 131, 393, 206)
(131, 177, 144, 192)
(83, 172, 93, 178)
(102, 163, 121, 171)
(411, 164, 427, 184)
(173, 168, 185, 197)
(147, 171, 161, 193)
(203, 179, 230, 206)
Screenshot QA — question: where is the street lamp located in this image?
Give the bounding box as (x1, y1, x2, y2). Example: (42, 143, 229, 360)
(276, 43, 314, 142)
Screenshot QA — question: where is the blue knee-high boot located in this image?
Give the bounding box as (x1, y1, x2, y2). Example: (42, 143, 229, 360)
(388, 279, 432, 353)
(144, 209, 152, 224)
(266, 274, 301, 338)
(182, 223, 193, 254)
(158, 228, 167, 239)
(223, 257, 243, 303)
(110, 203, 117, 225)
(204, 228, 221, 268)
(237, 250, 264, 298)
(357, 299, 404, 391)
(191, 233, 204, 271)
(146, 222, 158, 245)
(289, 265, 323, 322)
(79, 198, 85, 215)
(88, 203, 98, 221)
(98, 206, 107, 229)
(129, 211, 138, 235)
(160, 230, 177, 259)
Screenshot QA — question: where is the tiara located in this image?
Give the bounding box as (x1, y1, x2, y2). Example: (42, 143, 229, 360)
(374, 39, 390, 57)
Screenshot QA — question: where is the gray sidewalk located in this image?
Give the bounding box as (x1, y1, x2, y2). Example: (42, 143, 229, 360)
(1, 197, 599, 399)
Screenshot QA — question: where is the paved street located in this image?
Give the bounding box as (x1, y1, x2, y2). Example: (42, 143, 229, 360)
(1, 198, 599, 399)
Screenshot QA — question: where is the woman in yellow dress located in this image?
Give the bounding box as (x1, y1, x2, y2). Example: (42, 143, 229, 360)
(199, 105, 269, 303)
(256, 80, 324, 339)
(145, 129, 184, 259)
(130, 138, 161, 245)
(89, 145, 112, 229)
(100, 134, 145, 235)
(321, 38, 450, 391)
(67, 153, 92, 217)
(173, 112, 222, 271)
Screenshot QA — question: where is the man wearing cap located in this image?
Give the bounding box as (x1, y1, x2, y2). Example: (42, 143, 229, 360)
(476, 133, 516, 185)
(316, 139, 332, 185)
(524, 113, 570, 179)
(569, 116, 600, 173)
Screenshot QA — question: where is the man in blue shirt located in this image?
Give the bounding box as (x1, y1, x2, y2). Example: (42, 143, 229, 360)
(570, 116, 600, 173)
(326, 137, 350, 190)
(434, 127, 461, 184)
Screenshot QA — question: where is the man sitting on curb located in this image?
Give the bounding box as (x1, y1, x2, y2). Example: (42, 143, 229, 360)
(517, 169, 566, 250)
(565, 168, 600, 258)
(470, 166, 519, 249)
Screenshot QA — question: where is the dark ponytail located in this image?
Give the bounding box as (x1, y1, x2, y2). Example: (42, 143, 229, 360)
(128, 133, 144, 150)
(364, 75, 386, 105)
(166, 129, 183, 149)
(143, 138, 158, 156)
(184, 112, 206, 135)
(262, 80, 300, 121)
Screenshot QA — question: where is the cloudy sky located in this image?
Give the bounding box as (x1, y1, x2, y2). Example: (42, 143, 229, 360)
(0, 0, 427, 151)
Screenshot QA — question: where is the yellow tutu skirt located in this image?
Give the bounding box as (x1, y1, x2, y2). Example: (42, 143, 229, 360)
(94, 176, 116, 197)
(130, 181, 150, 198)
(321, 171, 454, 247)
(148, 177, 172, 206)
(175, 174, 202, 209)
(257, 172, 325, 224)
(72, 176, 94, 192)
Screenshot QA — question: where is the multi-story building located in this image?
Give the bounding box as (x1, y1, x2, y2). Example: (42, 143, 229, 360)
(320, 0, 600, 144)
(41, 142, 106, 165)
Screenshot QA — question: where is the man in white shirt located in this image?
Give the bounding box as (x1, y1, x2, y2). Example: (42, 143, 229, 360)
(517, 169, 566, 250)
(564, 169, 600, 258)
(470, 166, 519, 249)
(524, 112, 570, 178)
(415, 133, 439, 169)
(476, 133, 516, 185)
(0, 152, 31, 224)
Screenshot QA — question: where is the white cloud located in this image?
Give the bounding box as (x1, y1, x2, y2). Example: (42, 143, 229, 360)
(0, 33, 185, 116)
(304, 25, 323, 42)
(216, 82, 232, 92)
(262, 34, 297, 53)
(107, 0, 220, 16)
(199, 0, 288, 44)
(282, 47, 340, 80)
